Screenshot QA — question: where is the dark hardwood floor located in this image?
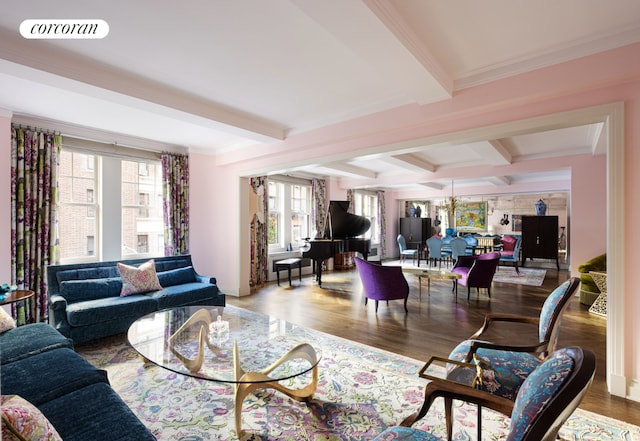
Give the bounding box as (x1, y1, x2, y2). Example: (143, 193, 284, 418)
(228, 260, 640, 426)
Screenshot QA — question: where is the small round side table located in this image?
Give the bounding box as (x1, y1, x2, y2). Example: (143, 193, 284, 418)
(0, 290, 34, 306)
(0, 289, 35, 324)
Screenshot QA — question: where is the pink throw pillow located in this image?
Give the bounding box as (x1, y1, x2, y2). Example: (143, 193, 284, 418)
(1, 395, 63, 441)
(0, 307, 16, 333)
(117, 259, 162, 296)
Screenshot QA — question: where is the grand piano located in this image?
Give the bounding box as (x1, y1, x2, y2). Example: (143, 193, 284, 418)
(302, 200, 371, 286)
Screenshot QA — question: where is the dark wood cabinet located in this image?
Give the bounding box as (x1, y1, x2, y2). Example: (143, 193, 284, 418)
(399, 217, 431, 250)
(521, 215, 559, 269)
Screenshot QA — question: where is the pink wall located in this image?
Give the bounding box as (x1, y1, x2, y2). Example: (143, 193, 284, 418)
(198, 44, 640, 392)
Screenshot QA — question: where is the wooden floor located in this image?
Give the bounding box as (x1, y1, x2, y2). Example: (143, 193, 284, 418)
(229, 260, 640, 426)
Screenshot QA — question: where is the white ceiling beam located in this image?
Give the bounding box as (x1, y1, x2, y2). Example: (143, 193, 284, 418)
(486, 176, 512, 186)
(324, 162, 378, 179)
(290, 0, 451, 105)
(0, 30, 286, 143)
(419, 182, 445, 190)
(383, 153, 437, 173)
(477, 140, 513, 165)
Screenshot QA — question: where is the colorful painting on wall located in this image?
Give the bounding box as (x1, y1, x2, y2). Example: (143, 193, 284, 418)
(455, 202, 488, 232)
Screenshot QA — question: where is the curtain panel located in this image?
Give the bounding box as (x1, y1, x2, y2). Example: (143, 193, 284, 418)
(346, 189, 355, 213)
(377, 190, 387, 258)
(249, 177, 268, 288)
(161, 153, 189, 256)
(10, 126, 61, 324)
(311, 178, 327, 238)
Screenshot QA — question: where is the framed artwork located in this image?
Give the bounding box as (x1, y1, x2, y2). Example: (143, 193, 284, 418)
(512, 215, 522, 232)
(455, 202, 487, 232)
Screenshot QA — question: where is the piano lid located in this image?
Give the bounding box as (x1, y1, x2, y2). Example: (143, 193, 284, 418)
(324, 200, 371, 239)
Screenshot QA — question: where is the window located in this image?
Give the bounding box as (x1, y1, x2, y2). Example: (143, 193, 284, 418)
(353, 192, 379, 242)
(268, 179, 311, 252)
(59, 151, 98, 261)
(59, 148, 164, 263)
(122, 160, 164, 257)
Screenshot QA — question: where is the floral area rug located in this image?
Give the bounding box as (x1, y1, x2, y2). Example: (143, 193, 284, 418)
(493, 266, 546, 286)
(76, 316, 638, 441)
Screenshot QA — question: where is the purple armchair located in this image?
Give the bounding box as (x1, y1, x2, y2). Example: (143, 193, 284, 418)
(355, 257, 409, 313)
(451, 252, 500, 300)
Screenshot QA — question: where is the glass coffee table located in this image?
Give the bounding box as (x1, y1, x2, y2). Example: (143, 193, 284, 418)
(127, 304, 321, 437)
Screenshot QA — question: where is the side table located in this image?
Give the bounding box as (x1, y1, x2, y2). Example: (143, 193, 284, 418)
(589, 271, 607, 317)
(0, 289, 34, 306)
(402, 355, 491, 440)
(0, 289, 35, 324)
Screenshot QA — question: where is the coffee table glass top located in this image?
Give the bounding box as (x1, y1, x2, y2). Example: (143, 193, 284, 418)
(127, 304, 321, 384)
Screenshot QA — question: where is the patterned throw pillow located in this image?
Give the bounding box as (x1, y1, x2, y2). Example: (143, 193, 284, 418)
(1, 395, 62, 441)
(117, 259, 162, 296)
(0, 307, 16, 333)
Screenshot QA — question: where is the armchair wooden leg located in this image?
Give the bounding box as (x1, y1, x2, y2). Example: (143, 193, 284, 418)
(445, 397, 454, 441)
(375, 300, 379, 312)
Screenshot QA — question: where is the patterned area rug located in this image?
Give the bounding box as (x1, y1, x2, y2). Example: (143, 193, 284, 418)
(493, 266, 546, 286)
(77, 315, 638, 441)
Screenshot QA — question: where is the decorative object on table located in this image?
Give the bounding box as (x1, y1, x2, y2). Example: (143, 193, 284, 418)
(414, 205, 422, 218)
(535, 198, 547, 216)
(409, 205, 416, 217)
(0, 284, 17, 301)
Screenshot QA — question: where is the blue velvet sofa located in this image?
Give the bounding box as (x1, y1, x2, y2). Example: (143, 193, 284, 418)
(47, 254, 225, 344)
(0, 323, 155, 440)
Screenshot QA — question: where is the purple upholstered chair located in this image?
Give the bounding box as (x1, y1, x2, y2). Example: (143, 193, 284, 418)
(355, 257, 409, 313)
(451, 252, 500, 300)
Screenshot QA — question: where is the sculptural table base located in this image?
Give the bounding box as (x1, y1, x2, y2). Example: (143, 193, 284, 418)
(133, 307, 320, 439)
(233, 341, 319, 437)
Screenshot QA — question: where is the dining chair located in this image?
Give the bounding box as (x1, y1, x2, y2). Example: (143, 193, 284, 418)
(425, 236, 450, 268)
(499, 235, 522, 273)
(449, 237, 467, 263)
(355, 257, 409, 313)
(376, 346, 595, 441)
(397, 234, 419, 266)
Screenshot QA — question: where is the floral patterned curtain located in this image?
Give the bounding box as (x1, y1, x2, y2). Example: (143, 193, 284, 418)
(377, 190, 387, 258)
(10, 126, 61, 324)
(161, 153, 189, 256)
(311, 178, 327, 238)
(346, 189, 355, 213)
(249, 177, 268, 288)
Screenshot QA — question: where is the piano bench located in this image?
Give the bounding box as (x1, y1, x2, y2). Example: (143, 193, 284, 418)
(274, 258, 303, 286)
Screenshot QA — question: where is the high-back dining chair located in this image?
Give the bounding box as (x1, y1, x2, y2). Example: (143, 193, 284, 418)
(499, 235, 522, 273)
(425, 236, 449, 268)
(355, 257, 409, 313)
(449, 237, 468, 263)
(397, 234, 419, 266)
(374, 346, 596, 441)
